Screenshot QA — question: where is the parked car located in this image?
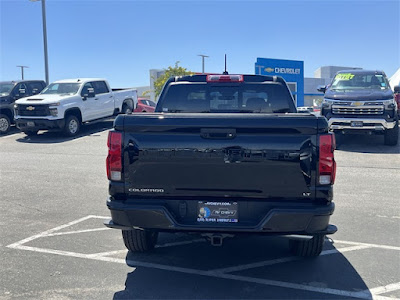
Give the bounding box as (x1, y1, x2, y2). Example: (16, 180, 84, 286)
(0, 80, 46, 134)
(318, 70, 398, 145)
(105, 74, 337, 257)
(134, 98, 156, 112)
(14, 78, 137, 136)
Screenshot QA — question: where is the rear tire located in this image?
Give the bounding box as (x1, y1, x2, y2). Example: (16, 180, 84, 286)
(122, 229, 158, 252)
(122, 104, 132, 114)
(333, 131, 343, 148)
(289, 235, 325, 257)
(63, 115, 80, 137)
(0, 114, 11, 134)
(23, 130, 38, 136)
(384, 121, 399, 146)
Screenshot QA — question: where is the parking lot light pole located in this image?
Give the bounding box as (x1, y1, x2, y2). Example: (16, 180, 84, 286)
(16, 65, 29, 80)
(198, 54, 209, 74)
(30, 0, 49, 85)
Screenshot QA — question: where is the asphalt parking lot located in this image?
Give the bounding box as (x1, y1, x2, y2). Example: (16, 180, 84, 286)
(1, 122, 400, 300)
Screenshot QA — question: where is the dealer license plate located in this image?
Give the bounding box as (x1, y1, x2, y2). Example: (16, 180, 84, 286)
(197, 201, 238, 223)
(351, 121, 363, 127)
(27, 121, 35, 127)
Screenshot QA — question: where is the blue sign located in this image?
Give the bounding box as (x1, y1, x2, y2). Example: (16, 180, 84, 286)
(255, 58, 304, 107)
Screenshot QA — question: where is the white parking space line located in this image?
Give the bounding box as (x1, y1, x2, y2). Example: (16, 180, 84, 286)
(15, 245, 128, 265)
(7, 215, 98, 249)
(211, 272, 383, 300)
(0, 133, 21, 139)
(155, 239, 205, 248)
(87, 250, 127, 258)
(8, 243, 393, 300)
(6, 216, 400, 300)
(209, 244, 372, 274)
(87, 239, 206, 258)
(334, 239, 400, 251)
(368, 282, 400, 295)
(85, 215, 109, 219)
(45, 227, 111, 237)
(369, 296, 397, 300)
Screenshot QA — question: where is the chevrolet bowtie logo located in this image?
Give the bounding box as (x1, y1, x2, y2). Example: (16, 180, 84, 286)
(26, 106, 35, 111)
(265, 67, 274, 73)
(352, 102, 363, 106)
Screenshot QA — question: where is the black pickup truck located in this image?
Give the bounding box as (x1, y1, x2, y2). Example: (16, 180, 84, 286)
(0, 80, 46, 134)
(105, 74, 337, 257)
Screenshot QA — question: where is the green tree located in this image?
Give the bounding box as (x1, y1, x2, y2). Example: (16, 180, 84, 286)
(153, 61, 194, 98)
(141, 90, 151, 97)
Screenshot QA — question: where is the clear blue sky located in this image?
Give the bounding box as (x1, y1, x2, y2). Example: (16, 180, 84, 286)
(1, 0, 399, 88)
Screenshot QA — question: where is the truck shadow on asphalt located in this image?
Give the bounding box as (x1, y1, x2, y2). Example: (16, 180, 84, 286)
(15, 119, 114, 144)
(335, 131, 400, 154)
(114, 235, 372, 299)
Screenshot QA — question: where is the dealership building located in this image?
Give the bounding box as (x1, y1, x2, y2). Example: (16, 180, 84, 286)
(145, 59, 362, 105)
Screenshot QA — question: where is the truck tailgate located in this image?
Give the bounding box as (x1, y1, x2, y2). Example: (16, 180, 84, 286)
(120, 113, 320, 200)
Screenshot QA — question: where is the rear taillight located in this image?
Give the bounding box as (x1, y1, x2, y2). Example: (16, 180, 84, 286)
(319, 133, 336, 185)
(106, 131, 122, 181)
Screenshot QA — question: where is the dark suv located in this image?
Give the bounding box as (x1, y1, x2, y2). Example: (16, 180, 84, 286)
(0, 80, 46, 134)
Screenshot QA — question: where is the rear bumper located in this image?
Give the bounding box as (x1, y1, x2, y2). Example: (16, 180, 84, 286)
(328, 117, 396, 131)
(105, 197, 336, 236)
(15, 118, 65, 131)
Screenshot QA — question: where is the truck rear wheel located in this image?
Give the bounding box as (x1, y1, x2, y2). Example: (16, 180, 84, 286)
(333, 131, 343, 148)
(0, 114, 11, 134)
(63, 115, 80, 137)
(289, 235, 325, 257)
(121, 104, 132, 114)
(122, 229, 158, 252)
(384, 121, 399, 146)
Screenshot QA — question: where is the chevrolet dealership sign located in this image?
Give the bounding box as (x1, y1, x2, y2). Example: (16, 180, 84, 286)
(255, 57, 304, 106)
(274, 67, 301, 74)
(264, 67, 301, 75)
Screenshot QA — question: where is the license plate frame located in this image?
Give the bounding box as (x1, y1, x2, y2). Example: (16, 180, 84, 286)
(27, 121, 35, 127)
(197, 201, 238, 223)
(351, 121, 363, 127)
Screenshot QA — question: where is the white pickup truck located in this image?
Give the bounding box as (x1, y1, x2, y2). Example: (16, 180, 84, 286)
(14, 78, 137, 136)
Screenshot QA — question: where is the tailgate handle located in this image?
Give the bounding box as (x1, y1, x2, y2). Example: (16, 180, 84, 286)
(200, 128, 236, 139)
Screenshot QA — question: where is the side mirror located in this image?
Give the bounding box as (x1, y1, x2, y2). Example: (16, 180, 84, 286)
(82, 87, 95, 100)
(394, 86, 400, 93)
(14, 88, 26, 99)
(317, 85, 326, 93)
(87, 88, 95, 98)
(297, 106, 314, 113)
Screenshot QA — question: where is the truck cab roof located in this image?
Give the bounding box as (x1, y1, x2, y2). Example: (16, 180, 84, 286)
(53, 78, 107, 84)
(335, 70, 386, 76)
(0, 80, 45, 85)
